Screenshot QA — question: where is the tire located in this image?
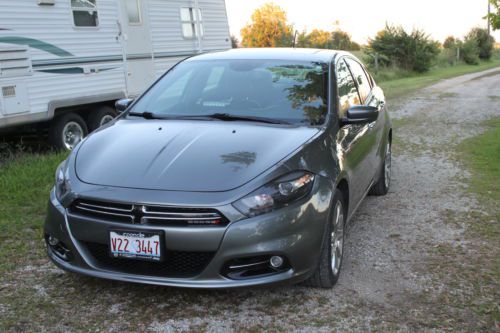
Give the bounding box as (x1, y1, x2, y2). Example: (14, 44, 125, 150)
(370, 140, 391, 196)
(87, 106, 117, 132)
(49, 112, 88, 151)
(305, 189, 346, 288)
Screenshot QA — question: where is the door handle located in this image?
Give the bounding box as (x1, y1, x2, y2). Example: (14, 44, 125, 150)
(116, 20, 122, 40)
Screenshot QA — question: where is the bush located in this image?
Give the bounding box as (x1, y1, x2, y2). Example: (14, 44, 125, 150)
(465, 28, 495, 60)
(461, 38, 480, 65)
(437, 48, 459, 66)
(367, 24, 440, 72)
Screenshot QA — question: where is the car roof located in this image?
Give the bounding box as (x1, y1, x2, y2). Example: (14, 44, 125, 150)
(186, 48, 351, 63)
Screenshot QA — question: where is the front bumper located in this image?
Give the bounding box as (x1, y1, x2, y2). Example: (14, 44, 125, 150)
(44, 179, 332, 289)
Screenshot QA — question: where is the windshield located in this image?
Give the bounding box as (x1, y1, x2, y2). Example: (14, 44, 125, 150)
(129, 59, 329, 125)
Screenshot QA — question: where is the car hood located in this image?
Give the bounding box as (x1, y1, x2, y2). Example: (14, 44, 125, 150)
(75, 119, 319, 192)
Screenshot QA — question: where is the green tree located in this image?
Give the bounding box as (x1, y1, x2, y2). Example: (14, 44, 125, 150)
(465, 27, 495, 60)
(295, 30, 310, 48)
(308, 29, 333, 49)
(443, 36, 458, 49)
(485, 0, 500, 30)
(331, 30, 352, 50)
(295, 28, 360, 50)
(240, 3, 293, 47)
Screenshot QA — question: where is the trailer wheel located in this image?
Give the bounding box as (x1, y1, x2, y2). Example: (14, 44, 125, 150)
(87, 106, 117, 132)
(49, 113, 88, 151)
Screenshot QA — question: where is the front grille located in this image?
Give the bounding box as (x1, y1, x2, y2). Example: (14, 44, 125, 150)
(84, 242, 214, 278)
(71, 200, 134, 223)
(69, 199, 228, 226)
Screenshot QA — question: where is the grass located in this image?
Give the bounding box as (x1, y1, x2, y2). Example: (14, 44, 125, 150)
(426, 117, 500, 328)
(457, 117, 500, 238)
(457, 117, 500, 203)
(0, 152, 67, 273)
(378, 58, 500, 99)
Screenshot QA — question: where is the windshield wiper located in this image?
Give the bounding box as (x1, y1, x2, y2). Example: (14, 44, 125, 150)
(128, 112, 291, 124)
(199, 113, 291, 125)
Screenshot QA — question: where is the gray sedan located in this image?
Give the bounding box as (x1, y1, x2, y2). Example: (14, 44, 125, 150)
(44, 48, 392, 288)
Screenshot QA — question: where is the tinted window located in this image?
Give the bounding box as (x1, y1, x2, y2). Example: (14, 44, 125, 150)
(345, 58, 371, 103)
(130, 60, 329, 125)
(336, 59, 360, 118)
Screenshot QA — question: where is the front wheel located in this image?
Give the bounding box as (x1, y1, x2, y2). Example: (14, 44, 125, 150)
(305, 189, 346, 288)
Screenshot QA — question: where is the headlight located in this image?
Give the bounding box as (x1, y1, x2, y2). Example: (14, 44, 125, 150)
(233, 171, 315, 217)
(55, 160, 71, 201)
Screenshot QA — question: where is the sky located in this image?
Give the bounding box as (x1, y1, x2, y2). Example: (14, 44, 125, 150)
(225, 0, 500, 44)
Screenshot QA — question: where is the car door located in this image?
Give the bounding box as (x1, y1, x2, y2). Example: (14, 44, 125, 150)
(335, 58, 374, 208)
(345, 58, 384, 184)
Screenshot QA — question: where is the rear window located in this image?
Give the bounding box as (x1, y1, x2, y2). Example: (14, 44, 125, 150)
(131, 59, 329, 125)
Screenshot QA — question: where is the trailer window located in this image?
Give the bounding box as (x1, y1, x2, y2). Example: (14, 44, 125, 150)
(71, 0, 99, 27)
(180, 7, 203, 39)
(125, 0, 141, 24)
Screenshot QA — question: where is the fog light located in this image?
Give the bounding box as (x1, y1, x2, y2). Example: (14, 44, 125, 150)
(269, 255, 284, 268)
(48, 236, 59, 246)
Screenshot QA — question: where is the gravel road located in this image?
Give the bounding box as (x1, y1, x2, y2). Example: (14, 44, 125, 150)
(2, 68, 499, 332)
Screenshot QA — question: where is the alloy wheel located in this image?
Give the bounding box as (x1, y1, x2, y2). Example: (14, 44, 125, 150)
(62, 121, 84, 150)
(384, 143, 392, 189)
(330, 200, 344, 275)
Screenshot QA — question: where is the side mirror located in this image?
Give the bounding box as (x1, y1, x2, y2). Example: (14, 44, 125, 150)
(115, 98, 134, 112)
(341, 105, 379, 125)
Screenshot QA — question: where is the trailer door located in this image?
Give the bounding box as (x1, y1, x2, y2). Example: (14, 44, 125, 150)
(119, 0, 155, 96)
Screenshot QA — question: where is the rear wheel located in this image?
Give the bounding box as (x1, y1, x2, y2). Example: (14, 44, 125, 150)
(305, 189, 346, 288)
(370, 141, 391, 195)
(49, 113, 88, 151)
(87, 106, 117, 132)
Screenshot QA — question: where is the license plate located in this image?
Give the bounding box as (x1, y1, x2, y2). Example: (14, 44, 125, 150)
(109, 230, 162, 262)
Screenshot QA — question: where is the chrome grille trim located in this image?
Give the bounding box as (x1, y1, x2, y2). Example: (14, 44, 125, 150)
(70, 199, 228, 226)
(143, 208, 220, 217)
(74, 205, 134, 219)
(77, 201, 134, 213)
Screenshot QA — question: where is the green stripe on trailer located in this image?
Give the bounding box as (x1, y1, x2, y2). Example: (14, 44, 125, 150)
(0, 36, 73, 57)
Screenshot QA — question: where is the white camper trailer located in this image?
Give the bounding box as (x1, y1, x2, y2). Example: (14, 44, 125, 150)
(0, 0, 231, 149)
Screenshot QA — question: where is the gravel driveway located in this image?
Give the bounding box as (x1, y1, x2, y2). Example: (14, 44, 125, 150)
(2, 68, 499, 332)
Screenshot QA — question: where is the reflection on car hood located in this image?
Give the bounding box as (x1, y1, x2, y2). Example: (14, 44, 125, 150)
(75, 119, 319, 192)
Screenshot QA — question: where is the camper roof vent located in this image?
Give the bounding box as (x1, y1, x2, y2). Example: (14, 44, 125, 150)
(0, 44, 33, 78)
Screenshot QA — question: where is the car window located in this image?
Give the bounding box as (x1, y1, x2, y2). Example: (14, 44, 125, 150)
(130, 59, 329, 125)
(345, 58, 371, 103)
(336, 59, 361, 118)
